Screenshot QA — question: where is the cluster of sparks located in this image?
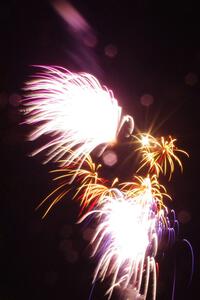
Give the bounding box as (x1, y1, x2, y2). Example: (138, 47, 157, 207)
(23, 66, 133, 169)
(22, 66, 190, 299)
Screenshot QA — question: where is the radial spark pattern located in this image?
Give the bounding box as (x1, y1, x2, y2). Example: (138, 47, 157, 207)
(134, 133, 189, 179)
(79, 187, 160, 299)
(23, 66, 134, 168)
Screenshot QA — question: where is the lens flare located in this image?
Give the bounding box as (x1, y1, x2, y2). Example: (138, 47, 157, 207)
(22, 66, 134, 169)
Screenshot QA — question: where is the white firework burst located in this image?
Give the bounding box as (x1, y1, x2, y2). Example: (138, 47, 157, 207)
(22, 66, 134, 171)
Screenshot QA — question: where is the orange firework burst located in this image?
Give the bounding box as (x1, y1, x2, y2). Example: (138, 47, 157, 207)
(134, 133, 189, 179)
(79, 178, 119, 212)
(37, 154, 103, 217)
(120, 175, 170, 211)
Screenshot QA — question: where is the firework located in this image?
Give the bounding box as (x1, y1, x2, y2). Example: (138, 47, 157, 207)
(22, 66, 192, 300)
(79, 187, 159, 299)
(76, 176, 119, 212)
(134, 133, 189, 179)
(37, 154, 103, 217)
(22, 66, 134, 169)
(120, 175, 170, 211)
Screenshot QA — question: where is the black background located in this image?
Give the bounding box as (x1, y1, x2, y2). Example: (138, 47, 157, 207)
(0, 1, 199, 299)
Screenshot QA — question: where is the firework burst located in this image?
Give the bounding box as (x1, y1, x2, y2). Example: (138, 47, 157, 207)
(79, 187, 159, 299)
(120, 175, 170, 211)
(134, 133, 189, 179)
(22, 66, 134, 169)
(37, 154, 103, 217)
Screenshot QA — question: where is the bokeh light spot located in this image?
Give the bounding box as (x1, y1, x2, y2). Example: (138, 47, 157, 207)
(102, 150, 118, 166)
(178, 210, 191, 224)
(184, 72, 198, 86)
(140, 94, 154, 107)
(104, 44, 118, 58)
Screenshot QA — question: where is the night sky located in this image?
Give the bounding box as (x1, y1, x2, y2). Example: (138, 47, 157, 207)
(0, 1, 199, 299)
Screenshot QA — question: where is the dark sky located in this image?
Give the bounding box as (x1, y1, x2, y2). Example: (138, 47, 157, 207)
(0, 1, 199, 300)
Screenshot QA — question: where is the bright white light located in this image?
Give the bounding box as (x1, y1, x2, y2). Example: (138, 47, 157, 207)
(141, 135, 150, 147)
(108, 200, 149, 260)
(22, 66, 134, 167)
(79, 189, 157, 299)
